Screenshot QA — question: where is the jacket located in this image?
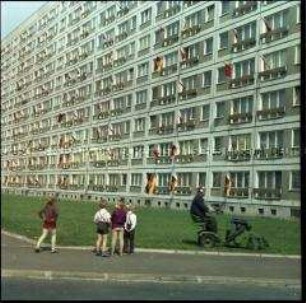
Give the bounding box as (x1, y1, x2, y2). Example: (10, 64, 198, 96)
(190, 193, 209, 218)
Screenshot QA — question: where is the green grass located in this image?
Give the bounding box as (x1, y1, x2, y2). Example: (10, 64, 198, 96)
(1, 193, 300, 254)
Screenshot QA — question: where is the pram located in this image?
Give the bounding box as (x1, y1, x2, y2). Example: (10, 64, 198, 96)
(192, 211, 269, 250)
(225, 217, 269, 250)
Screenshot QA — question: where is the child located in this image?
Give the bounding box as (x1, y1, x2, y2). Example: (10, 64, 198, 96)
(35, 197, 59, 253)
(124, 203, 137, 254)
(110, 197, 126, 256)
(93, 198, 111, 257)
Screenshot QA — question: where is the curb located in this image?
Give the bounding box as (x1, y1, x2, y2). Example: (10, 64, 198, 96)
(2, 269, 301, 288)
(2, 230, 301, 259)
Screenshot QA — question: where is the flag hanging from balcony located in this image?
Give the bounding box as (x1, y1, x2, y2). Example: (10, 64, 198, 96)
(224, 63, 233, 78)
(179, 46, 188, 61)
(260, 55, 271, 71)
(231, 28, 238, 43)
(176, 79, 185, 93)
(152, 145, 160, 160)
(153, 56, 164, 72)
(168, 173, 178, 193)
(170, 144, 178, 160)
(263, 17, 272, 32)
(145, 173, 157, 195)
(176, 111, 183, 125)
(224, 174, 232, 197)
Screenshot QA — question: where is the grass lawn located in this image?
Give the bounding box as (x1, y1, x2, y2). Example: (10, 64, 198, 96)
(1, 193, 300, 255)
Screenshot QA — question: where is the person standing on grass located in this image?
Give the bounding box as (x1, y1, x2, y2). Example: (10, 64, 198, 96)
(35, 197, 59, 253)
(93, 198, 111, 257)
(124, 203, 137, 254)
(110, 197, 127, 256)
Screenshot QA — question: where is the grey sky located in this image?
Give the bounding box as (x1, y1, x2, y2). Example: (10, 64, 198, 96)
(1, 1, 47, 39)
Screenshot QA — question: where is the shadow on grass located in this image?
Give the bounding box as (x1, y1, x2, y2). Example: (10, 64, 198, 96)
(182, 239, 198, 246)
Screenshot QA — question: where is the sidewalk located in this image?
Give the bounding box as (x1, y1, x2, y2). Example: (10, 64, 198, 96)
(1, 231, 301, 288)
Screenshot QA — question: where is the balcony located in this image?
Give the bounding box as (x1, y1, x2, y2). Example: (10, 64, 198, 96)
(177, 119, 196, 132)
(106, 185, 118, 192)
(162, 35, 179, 47)
(256, 107, 285, 120)
(176, 186, 192, 196)
(175, 154, 194, 164)
(108, 134, 122, 141)
(260, 27, 289, 43)
(226, 150, 251, 161)
(254, 147, 284, 160)
(117, 7, 129, 17)
(181, 24, 201, 39)
(180, 56, 199, 69)
(135, 102, 147, 111)
(131, 158, 144, 166)
(178, 88, 197, 100)
(115, 32, 128, 43)
(156, 186, 169, 195)
(229, 113, 252, 124)
(93, 160, 107, 168)
(225, 187, 249, 198)
(253, 188, 282, 200)
(151, 95, 176, 107)
(229, 75, 254, 88)
(147, 155, 172, 165)
(231, 38, 256, 52)
(258, 66, 287, 81)
(96, 111, 110, 120)
(232, 1, 257, 16)
(133, 130, 145, 138)
(156, 125, 174, 135)
(130, 185, 142, 193)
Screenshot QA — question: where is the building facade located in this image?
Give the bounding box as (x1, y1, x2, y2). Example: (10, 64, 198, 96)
(1, 1, 301, 218)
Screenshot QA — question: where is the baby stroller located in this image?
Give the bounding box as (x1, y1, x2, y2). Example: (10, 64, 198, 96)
(225, 217, 269, 250)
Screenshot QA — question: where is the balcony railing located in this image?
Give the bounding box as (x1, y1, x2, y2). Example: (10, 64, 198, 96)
(254, 147, 284, 160)
(256, 106, 285, 120)
(181, 24, 201, 39)
(253, 188, 282, 200)
(228, 113, 252, 124)
(226, 150, 251, 161)
(258, 66, 287, 81)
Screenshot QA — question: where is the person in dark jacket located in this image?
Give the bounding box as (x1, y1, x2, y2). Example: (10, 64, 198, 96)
(35, 197, 59, 253)
(110, 197, 127, 256)
(190, 188, 217, 233)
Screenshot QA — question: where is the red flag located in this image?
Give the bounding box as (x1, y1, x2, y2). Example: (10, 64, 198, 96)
(224, 63, 233, 78)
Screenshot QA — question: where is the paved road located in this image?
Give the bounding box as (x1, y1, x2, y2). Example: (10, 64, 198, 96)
(2, 278, 300, 301)
(1, 233, 302, 300)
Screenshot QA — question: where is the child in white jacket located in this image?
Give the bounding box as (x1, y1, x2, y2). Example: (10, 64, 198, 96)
(123, 203, 137, 254)
(93, 198, 111, 257)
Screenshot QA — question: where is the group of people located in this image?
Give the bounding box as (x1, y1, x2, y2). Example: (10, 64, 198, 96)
(93, 197, 137, 257)
(34, 196, 137, 257)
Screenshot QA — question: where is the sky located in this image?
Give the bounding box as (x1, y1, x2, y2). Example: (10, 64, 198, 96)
(1, 1, 47, 39)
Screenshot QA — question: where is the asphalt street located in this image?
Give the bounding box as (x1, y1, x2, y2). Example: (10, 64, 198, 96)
(1, 232, 302, 301)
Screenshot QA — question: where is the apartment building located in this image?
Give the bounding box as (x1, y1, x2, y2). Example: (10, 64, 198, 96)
(1, 1, 301, 218)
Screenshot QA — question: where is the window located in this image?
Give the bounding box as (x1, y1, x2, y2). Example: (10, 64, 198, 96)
(182, 75, 196, 91)
(292, 129, 300, 148)
(230, 172, 250, 188)
(162, 82, 176, 96)
(217, 67, 227, 83)
(258, 171, 282, 189)
(137, 62, 149, 77)
(205, 5, 215, 22)
(214, 136, 223, 152)
(235, 22, 256, 41)
(141, 8, 151, 24)
(215, 102, 225, 118)
(178, 173, 192, 187)
(263, 50, 286, 70)
(139, 34, 150, 50)
(200, 138, 208, 154)
(198, 173, 206, 188)
(259, 131, 283, 149)
(166, 21, 179, 38)
(212, 172, 222, 188)
(219, 32, 228, 49)
(201, 105, 210, 121)
(161, 112, 174, 126)
(202, 71, 212, 87)
(261, 89, 285, 109)
(220, 1, 230, 15)
(165, 51, 177, 66)
(158, 173, 171, 187)
(264, 10, 288, 32)
(294, 46, 300, 64)
(204, 37, 213, 55)
(234, 59, 255, 78)
(131, 174, 142, 186)
(133, 145, 144, 158)
(135, 118, 145, 132)
(179, 140, 196, 155)
(231, 96, 253, 114)
(293, 86, 300, 106)
(296, 5, 300, 24)
(136, 90, 147, 105)
(290, 171, 300, 191)
(229, 134, 251, 151)
(186, 11, 200, 27)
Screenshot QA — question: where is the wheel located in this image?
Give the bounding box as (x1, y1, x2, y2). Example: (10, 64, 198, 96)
(198, 232, 217, 248)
